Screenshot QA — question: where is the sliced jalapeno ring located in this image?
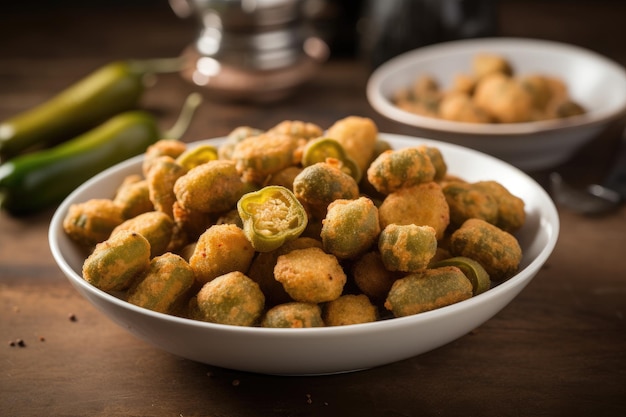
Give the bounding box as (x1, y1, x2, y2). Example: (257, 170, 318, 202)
(176, 144, 219, 170)
(432, 256, 490, 295)
(302, 138, 361, 182)
(237, 185, 308, 252)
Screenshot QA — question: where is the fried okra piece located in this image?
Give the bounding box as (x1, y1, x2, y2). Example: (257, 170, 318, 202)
(292, 159, 360, 219)
(416, 145, 447, 181)
(231, 133, 300, 184)
(367, 147, 436, 195)
(110, 211, 174, 258)
(174, 160, 245, 214)
(127, 252, 195, 314)
(189, 224, 255, 285)
(248, 237, 323, 306)
(267, 165, 303, 189)
(449, 218, 522, 281)
(274, 247, 346, 304)
(378, 182, 450, 241)
(473, 73, 534, 123)
(439, 92, 492, 123)
(321, 197, 380, 259)
(142, 139, 187, 178)
(472, 181, 525, 232)
(195, 271, 265, 326)
(442, 181, 500, 229)
(63, 199, 125, 247)
(323, 294, 378, 326)
(82, 230, 151, 291)
(261, 302, 324, 328)
(218, 126, 264, 160)
(326, 116, 378, 174)
(352, 251, 401, 303)
(172, 201, 214, 243)
(113, 175, 153, 219)
(146, 155, 187, 218)
(472, 53, 513, 79)
(267, 120, 324, 140)
(385, 266, 473, 317)
(378, 224, 437, 272)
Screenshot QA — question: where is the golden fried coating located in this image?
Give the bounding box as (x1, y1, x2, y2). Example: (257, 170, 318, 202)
(82, 230, 151, 292)
(195, 271, 265, 326)
(449, 218, 522, 281)
(63, 198, 125, 247)
(189, 224, 255, 285)
(110, 211, 174, 258)
(146, 155, 187, 218)
(323, 294, 378, 326)
(232, 133, 300, 184)
(274, 247, 346, 303)
(267, 120, 324, 140)
(247, 237, 323, 306)
(378, 224, 438, 272)
(378, 182, 450, 240)
(142, 139, 187, 178)
(439, 92, 491, 123)
(113, 175, 153, 220)
(261, 302, 324, 328)
(126, 252, 195, 314)
(384, 266, 473, 317)
(352, 251, 401, 303)
(321, 197, 380, 259)
(174, 159, 245, 214)
(443, 181, 500, 229)
(472, 181, 525, 232)
(367, 147, 436, 195)
(472, 53, 513, 78)
(326, 116, 378, 173)
(473, 73, 534, 123)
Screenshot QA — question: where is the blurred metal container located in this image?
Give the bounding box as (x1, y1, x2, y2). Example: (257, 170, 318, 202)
(170, 0, 329, 102)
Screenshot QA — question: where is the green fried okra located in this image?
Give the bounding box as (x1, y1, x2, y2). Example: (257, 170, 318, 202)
(385, 266, 473, 317)
(323, 294, 378, 326)
(472, 181, 525, 232)
(378, 224, 438, 272)
(63, 198, 125, 247)
(127, 252, 194, 314)
(189, 224, 255, 285)
(442, 180, 500, 228)
(274, 247, 346, 304)
(261, 302, 324, 328)
(367, 147, 436, 195)
(195, 271, 265, 326)
(292, 159, 360, 219)
(113, 175, 153, 220)
(82, 230, 151, 291)
(146, 155, 187, 218)
(218, 126, 264, 160)
(142, 139, 187, 178)
(110, 211, 174, 258)
(378, 182, 450, 240)
(449, 218, 522, 281)
(174, 159, 245, 214)
(416, 145, 447, 181)
(321, 197, 380, 259)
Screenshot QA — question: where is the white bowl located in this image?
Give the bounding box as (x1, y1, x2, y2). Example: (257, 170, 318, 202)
(49, 134, 559, 375)
(367, 37, 626, 171)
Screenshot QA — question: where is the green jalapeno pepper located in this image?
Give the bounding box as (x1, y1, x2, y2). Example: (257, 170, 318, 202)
(0, 93, 201, 216)
(237, 185, 308, 252)
(0, 58, 182, 161)
(432, 256, 490, 295)
(302, 138, 362, 182)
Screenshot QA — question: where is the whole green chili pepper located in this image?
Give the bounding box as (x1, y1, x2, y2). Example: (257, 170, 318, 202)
(0, 93, 201, 216)
(0, 58, 182, 161)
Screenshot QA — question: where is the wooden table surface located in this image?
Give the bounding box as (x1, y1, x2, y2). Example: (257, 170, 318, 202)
(2, 1, 625, 416)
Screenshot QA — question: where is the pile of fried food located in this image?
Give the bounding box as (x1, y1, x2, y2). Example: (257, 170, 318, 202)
(63, 116, 526, 328)
(393, 53, 586, 123)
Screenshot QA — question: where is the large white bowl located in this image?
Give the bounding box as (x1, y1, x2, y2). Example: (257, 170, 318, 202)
(367, 37, 626, 171)
(49, 134, 559, 375)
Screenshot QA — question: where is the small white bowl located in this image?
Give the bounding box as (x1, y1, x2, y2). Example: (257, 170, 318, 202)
(49, 134, 559, 375)
(367, 37, 626, 171)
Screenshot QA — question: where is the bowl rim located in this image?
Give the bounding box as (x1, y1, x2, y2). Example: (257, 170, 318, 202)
(48, 133, 560, 338)
(367, 37, 626, 136)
